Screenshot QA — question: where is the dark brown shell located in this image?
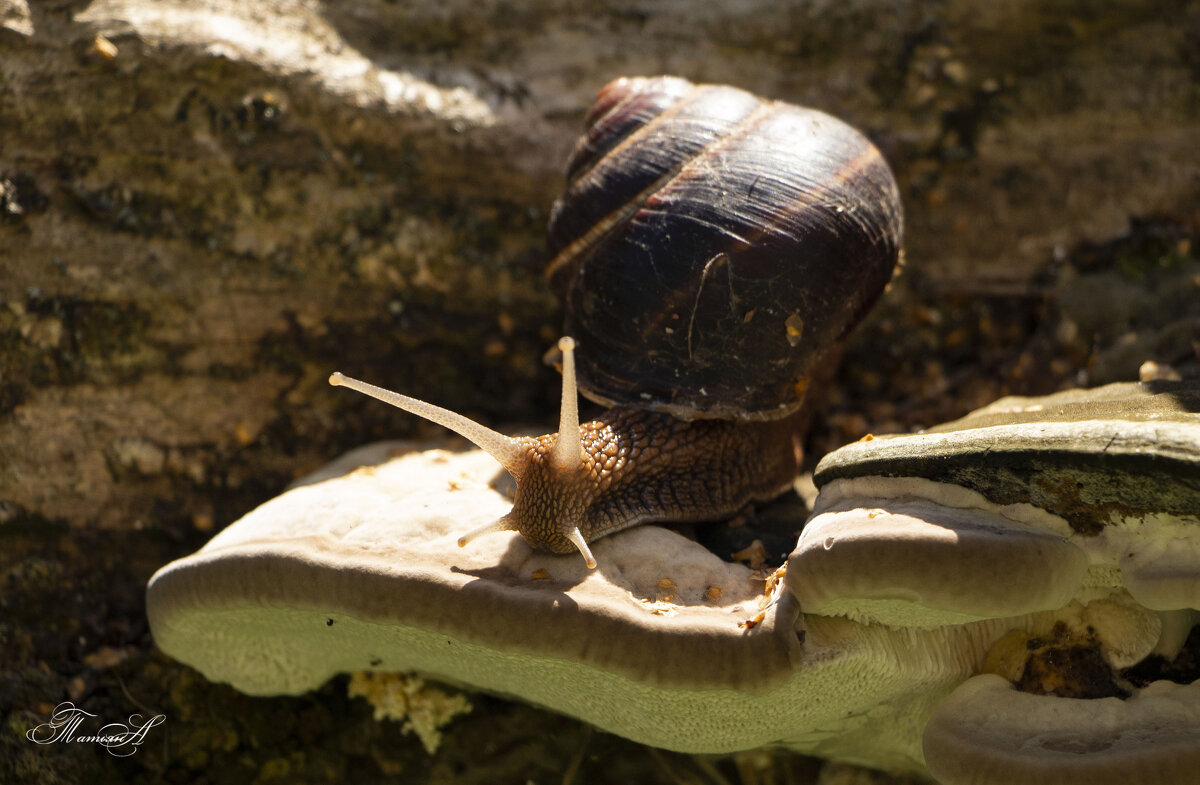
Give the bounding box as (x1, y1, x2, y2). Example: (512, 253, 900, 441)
(547, 76, 903, 421)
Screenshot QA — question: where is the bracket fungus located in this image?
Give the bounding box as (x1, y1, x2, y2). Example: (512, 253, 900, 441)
(147, 441, 1001, 769)
(147, 381, 1200, 778)
(923, 674, 1200, 785)
(791, 380, 1200, 626)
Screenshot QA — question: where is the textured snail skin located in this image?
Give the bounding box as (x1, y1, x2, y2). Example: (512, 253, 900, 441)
(499, 406, 799, 556)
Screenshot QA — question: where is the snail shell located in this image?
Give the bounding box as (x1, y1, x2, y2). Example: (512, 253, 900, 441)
(547, 75, 903, 421)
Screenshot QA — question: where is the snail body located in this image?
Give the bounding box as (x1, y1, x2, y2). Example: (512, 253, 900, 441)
(330, 76, 903, 568)
(330, 338, 799, 568)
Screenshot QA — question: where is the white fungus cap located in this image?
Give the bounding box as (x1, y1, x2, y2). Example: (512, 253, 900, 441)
(923, 674, 1200, 785)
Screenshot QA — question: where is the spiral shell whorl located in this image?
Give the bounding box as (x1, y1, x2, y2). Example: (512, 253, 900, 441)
(547, 76, 903, 421)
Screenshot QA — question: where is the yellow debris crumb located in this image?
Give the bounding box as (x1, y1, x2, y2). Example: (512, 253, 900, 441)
(731, 539, 768, 569)
(531, 568, 551, 580)
(347, 672, 472, 754)
(762, 563, 787, 596)
(637, 597, 678, 616)
(83, 646, 132, 669)
(234, 421, 255, 446)
(982, 628, 1032, 683)
(740, 564, 789, 627)
(92, 35, 118, 59)
(785, 313, 805, 343)
(739, 610, 767, 630)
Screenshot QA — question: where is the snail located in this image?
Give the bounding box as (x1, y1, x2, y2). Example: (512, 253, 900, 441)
(329, 75, 903, 569)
